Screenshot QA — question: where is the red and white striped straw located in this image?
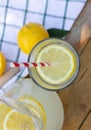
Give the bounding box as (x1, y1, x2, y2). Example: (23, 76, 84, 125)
(10, 62, 50, 68)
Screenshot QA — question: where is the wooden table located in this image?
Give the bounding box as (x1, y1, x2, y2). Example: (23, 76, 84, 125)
(58, 0, 91, 130)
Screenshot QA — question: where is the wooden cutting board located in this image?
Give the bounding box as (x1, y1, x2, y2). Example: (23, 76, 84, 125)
(58, 0, 91, 130)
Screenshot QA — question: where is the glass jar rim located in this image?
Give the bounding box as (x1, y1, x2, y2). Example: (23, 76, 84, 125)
(28, 38, 80, 91)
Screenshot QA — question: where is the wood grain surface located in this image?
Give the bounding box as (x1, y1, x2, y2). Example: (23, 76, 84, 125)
(58, 0, 91, 130)
(0, 68, 20, 88)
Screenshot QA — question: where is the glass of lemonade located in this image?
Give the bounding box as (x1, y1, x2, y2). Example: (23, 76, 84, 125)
(0, 78, 46, 130)
(28, 38, 80, 91)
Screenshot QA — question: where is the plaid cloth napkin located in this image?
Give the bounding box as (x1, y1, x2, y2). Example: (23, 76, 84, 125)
(0, 0, 86, 86)
(0, 0, 86, 63)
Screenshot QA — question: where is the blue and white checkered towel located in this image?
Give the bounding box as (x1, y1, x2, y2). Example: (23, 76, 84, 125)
(0, 0, 86, 86)
(0, 0, 86, 62)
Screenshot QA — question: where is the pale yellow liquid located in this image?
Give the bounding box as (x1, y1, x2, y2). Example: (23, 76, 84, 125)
(0, 96, 46, 130)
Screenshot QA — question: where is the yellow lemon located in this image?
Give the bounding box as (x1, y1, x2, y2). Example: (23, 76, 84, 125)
(0, 51, 6, 76)
(17, 22, 49, 54)
(36, 43, 76, 85)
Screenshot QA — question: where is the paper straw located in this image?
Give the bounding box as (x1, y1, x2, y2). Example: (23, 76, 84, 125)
(10, 62, 50, 68)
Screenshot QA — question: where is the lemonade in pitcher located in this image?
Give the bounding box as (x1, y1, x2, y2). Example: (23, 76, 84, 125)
(0, 96, 46, 130)
(28, 38, 80, 91)
(0, 79, 46, 130)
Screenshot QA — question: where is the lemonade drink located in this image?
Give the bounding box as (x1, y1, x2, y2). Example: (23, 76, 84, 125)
(0, 96, 46, 130)
(28, 38, 79, 91)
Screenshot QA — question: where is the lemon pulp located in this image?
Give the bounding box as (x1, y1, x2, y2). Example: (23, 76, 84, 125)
(4, 110, 36, 130)
(36, 43, 76, 85)
(0, 102, 11, 129)
(0, 96, 46, 130)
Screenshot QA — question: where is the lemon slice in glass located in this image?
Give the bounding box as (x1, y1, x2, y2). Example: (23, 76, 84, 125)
(3, 109, 36, 130)
(0, 102, 11, 129)
(20, 96, 46, 128)
(3, 96, 46, 130)
(36, 44, 76, 85)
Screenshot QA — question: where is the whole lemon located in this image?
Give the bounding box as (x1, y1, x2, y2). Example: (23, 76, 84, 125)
(17, 22, 49, 54)
(0, 51, 6, 76)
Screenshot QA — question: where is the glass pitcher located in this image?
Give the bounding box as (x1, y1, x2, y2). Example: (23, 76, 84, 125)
(0, 78, 46, 130)
(28, 38, 80, 91)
